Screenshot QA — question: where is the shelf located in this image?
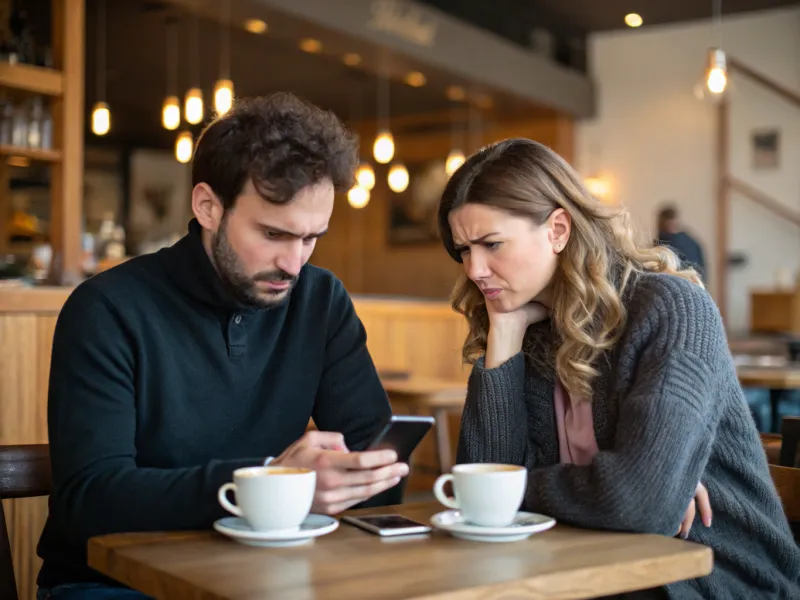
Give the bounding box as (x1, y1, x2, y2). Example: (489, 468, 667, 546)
(0, 62, 63, 96)
(0, 145, 62, 162)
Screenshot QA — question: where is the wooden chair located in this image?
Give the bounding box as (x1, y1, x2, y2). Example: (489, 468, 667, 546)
(769, 464, 800, 541)
(779, 416, 800, 468)
(0, 445, 52, 600)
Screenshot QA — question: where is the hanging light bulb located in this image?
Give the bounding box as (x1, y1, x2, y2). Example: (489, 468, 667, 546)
(373, 130, 395, 164)
(387, 163, 409, 193)
(214, 79, 234, 116)
(91, 101, 110, 136)
(162, 95, 180, 130)
(705, 48, 727, 95)
(347, 184, 370, 208)
(184, 87, 204, 124)
(356, 163, 375, 190)
(175, 131, 194, 163)
(445, 150, 465, 176)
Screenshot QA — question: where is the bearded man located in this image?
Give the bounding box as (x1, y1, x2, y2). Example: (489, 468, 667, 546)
(37, 93, 407, 599)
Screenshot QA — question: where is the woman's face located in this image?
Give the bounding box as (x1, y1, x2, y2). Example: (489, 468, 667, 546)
(448, 203, 570, 313)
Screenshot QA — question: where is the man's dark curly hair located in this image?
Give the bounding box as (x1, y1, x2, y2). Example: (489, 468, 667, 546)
(191, 92, 358, 209)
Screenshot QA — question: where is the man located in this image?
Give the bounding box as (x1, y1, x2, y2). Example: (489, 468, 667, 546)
(36, 93, 408, 599)
(654, 204, 706, 280)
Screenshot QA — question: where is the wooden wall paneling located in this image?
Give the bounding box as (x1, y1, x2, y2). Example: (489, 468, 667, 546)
(1, 312, 55, 600)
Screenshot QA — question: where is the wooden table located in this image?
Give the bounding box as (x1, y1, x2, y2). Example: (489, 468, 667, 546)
(736, 359, 800, 432)
(381, 377, 467, 474)
(88, 501, 712, 600)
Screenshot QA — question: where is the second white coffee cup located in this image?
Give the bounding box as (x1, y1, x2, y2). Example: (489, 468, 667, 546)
(218, 466, 316, 532)
(433, 463, 527, 527)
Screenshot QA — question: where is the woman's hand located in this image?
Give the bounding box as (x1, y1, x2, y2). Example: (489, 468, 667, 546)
(677, 481, 712, 539)
(485, 302, 549, 369)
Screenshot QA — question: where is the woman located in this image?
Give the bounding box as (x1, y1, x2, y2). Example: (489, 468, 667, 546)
(439, 138, 799, 599)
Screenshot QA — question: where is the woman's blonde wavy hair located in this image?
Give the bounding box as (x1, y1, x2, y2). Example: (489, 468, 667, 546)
(438, 138, 702, 400)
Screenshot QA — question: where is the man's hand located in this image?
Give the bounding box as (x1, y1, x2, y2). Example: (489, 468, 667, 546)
(271, 430, 409, 514)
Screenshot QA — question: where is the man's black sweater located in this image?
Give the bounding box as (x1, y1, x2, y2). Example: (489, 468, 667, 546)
(37, 219, 396, 588)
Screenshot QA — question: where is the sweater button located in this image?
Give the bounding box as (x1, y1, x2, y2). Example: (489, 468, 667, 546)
(234, 314, 242, 324)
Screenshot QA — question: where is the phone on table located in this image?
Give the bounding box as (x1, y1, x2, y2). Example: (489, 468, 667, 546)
(342, 514, 432, 537)
(366, 415, 435, 463)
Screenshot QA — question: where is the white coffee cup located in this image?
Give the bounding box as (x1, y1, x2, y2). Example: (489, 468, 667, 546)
(433, 463, 527, 527)
(217, 466, 316, 532)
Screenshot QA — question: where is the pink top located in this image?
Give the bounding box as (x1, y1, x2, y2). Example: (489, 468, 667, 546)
(553, 379, 599, 465)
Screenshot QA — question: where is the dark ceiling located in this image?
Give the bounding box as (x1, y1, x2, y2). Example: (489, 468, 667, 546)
(46, 0, 548, 151)
(420, 0, 799, 40)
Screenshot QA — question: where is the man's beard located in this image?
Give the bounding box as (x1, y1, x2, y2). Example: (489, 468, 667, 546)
(211, 220, 297, 309)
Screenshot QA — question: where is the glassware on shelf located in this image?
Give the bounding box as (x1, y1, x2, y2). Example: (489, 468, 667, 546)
(11, 100, 27, 147)
(27, 97, 43, 148)
(41, 101, 52, 149)
(0, 99, 12, 145)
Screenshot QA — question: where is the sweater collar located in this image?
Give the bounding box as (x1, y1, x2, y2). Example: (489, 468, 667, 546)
(160, 218, 258, 313)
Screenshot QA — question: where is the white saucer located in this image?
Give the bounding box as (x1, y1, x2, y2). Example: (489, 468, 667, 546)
(430, 510, 556, 543)
(213, 514, 339, 547)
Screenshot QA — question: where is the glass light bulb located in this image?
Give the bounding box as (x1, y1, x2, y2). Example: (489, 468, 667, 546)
(91, 102, 110, 136)
(706, 67, 727, 94)
(175, 131, 193, 163)
(162, 96, 180, 130)
(184, 88, 204, 125)
(373, 131, 394, 164)
(347, 184, 370, 208)
(445, 150, 465, 176)
(214, 80, 234, 115)
(387, 163, 409, 193)
(356, 164, 375, 190)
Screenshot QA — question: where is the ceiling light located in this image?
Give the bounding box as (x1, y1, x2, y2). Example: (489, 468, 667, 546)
(387, 164, 409, 193)
(404, 71, 426, 87)
(299, 38, 322, 53)
(347, 184, 370, 209)
(244, 19, 267, 34)
(445, 85, 465, 101)
(343, 53, 362, 67)
(624, 13, 643, 28)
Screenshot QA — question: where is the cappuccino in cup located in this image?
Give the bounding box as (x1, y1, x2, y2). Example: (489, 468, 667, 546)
(218, 466, 316, 532)
(433, 463, 526, 527)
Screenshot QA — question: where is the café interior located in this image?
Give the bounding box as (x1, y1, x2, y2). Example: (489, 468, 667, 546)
(1, 0, 799, 598)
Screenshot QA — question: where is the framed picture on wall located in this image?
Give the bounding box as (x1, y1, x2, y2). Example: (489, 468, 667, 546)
(126, 149, 192, 255)
(388, 159, 448, 245)
(752, 128, 780, 169)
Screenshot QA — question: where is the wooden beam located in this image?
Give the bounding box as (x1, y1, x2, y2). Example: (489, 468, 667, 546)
(729, 57, 800, 110)
(49, 0, 84, 284)
(715, 99, 730, 325)
(728, 176, 800, 229)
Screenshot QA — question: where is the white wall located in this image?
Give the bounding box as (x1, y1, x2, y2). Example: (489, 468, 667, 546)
(576, 7, 800, 333)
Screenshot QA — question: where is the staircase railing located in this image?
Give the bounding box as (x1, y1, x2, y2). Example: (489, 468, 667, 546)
(715, 58, 800, 324)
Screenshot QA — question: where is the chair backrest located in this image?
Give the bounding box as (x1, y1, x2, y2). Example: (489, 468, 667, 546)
(779, 417, 800, 468)
(0, 445, 52, 600)
(770, 464, 800, 542)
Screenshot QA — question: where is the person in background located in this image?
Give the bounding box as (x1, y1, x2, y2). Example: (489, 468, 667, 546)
(36, 93, 408, 600)
(654, 203, 706, 280)
(438, 138, 800, 599)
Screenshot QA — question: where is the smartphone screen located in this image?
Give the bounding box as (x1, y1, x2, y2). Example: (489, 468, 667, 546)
(366, 415, 435, 463)
(342, 514, 432, 536)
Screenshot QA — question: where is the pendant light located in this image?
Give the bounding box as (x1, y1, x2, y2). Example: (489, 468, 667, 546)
(705, 0, 727, 95)
(162, 18, 180, 130)
(347, 184, 370, 208)
(213, 0, 234, 115)
(184, 14, 204, 124)
(387, 163, 409, 193)
(372, 58, 394, 163)
(175, 131, 193, 163)
(90, 0, 110, 136)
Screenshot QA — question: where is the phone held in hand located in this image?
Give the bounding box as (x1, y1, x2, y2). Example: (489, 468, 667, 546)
(342, 514, 432, 537)
(366, 415, 435, 463)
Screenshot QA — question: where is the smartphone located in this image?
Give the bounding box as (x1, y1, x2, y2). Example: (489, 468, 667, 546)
(342, 514, 432, 537)
(366, 415, 435, 463)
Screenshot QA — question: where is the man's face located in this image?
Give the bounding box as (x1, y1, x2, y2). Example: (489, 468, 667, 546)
(210, 179, 334, 308)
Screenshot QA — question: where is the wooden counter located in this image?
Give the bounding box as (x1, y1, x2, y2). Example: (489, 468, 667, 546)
(0, 285, 469, 600)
